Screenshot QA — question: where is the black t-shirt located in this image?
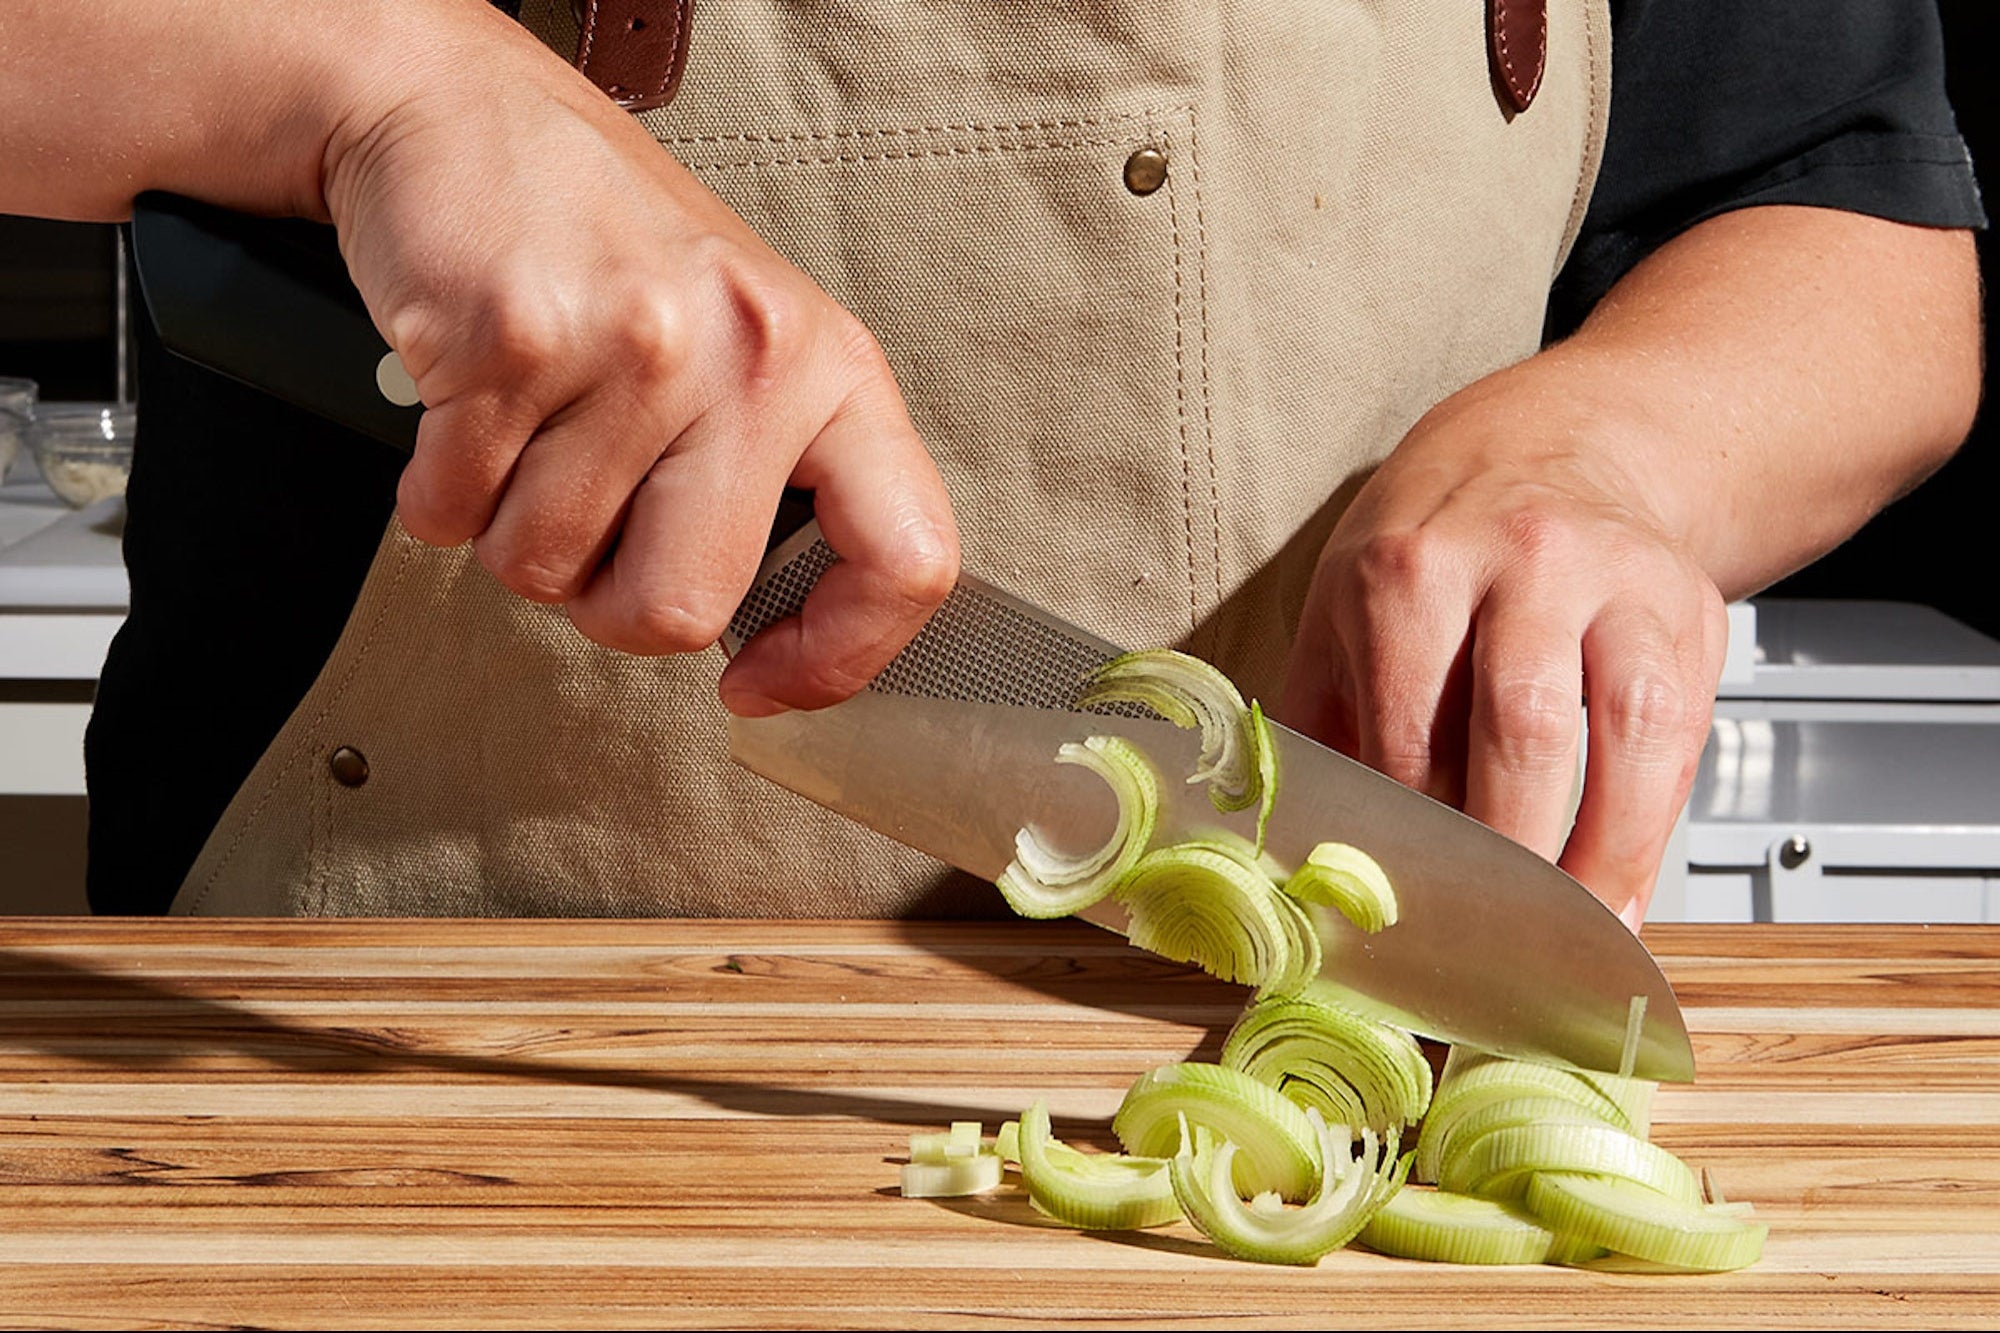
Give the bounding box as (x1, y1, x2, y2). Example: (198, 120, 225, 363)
(82, 0, 1988, 913)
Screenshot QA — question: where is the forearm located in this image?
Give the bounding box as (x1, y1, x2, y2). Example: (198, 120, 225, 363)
(0, 0, 534, 223)
(1487, 205, 1982, 598)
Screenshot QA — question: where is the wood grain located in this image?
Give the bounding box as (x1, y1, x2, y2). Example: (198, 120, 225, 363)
(1, 919, 1996, 1329)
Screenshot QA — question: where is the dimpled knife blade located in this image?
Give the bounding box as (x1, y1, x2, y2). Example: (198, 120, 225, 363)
(723, 524, 1694, 1082)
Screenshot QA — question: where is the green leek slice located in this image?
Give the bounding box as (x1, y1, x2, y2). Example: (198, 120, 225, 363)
(995, 1119, 1021, 1165)
(1264, 884, 1323, 999)
(1113, 1062, 1323, 1202)
(1222, 990, 1432, 1136)
(1414, 1094, 1618, 1186)
(1526, 1173, 1769, 1273)
(1169, 1108, 1406, 1265)
(1283, 842, 1398, 933)
(1439, 1123, 1700, 1204)
(1543, 1230, 1613, 1265)
(1115, 843, 1316, 996)
(1414, 1049, 1634, 1183)
(1016, 1101, 1181, 1230)
(1078, 649, 1268, 819)
(1580, 1068, 1658, 1140)
(997, 736, 1159, 919)
(1357, 1186, 1556, 1265)
(1246, 701, 1278, 852)
(899, 1153, 1003, 1198)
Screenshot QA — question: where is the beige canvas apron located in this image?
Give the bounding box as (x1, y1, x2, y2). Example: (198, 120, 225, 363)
(172, 0, 1611, 917)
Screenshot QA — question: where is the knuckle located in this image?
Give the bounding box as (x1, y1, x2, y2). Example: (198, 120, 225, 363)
(1480, 673, 1578, 772)
(1371, 735, 1434, 790)
(479, 296, 567, 377)
(486, 548, 586, 606)
(732, 278, 814, 386)
(888, 531, 960, 611)
(691, 234, 817, 384)
(612, 286, 694, 387)
(398, 469, 488, 547)
(1498, 508, 1569, 565)
(1353, 529, 1436, 598)
(626, 596, 734, 656)
(1602, 670, 1691, 752)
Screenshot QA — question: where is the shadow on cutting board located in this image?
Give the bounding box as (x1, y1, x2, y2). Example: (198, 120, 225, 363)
(0, 945, 1068, 1128)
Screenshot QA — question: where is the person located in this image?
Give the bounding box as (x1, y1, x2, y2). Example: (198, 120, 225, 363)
(1, 1, 1981, 924)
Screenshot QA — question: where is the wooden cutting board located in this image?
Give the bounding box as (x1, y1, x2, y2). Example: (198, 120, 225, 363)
(0, 919, 1996, 1328)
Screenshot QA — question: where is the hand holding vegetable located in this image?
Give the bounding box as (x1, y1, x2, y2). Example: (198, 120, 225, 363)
(1278, 206, 1980, 926)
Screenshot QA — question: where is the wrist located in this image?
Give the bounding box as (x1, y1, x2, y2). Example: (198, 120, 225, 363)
(318, 2, 586, 225)
(1400, 344, 1717, 558)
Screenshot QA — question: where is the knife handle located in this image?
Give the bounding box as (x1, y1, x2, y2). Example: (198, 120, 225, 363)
(128, 191, 815, 556)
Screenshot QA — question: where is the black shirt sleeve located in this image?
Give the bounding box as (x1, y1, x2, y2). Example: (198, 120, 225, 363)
(1549, 0, 1987, 338)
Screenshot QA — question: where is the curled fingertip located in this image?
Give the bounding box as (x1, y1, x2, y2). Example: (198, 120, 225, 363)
(719, 685, 793, 719)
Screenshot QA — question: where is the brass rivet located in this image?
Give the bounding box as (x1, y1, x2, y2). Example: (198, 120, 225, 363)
(329, 746, 370, 788)
(1123, 147, 1168, 196)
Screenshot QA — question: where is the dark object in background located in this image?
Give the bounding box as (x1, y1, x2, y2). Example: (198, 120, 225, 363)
(0, 216, 118, 401)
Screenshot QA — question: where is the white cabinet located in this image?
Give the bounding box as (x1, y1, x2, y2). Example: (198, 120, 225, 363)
(1672, 601, 2000, 924)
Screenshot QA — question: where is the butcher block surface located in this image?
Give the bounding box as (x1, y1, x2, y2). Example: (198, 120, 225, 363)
(0, 919, 1996, 1329)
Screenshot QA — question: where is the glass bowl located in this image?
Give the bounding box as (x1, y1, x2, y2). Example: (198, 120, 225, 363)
(29, 403, 136, 508)
(0, 377, 35, 485)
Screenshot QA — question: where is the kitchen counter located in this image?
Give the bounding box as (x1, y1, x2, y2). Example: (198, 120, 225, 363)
(1, 919, 1995, 1328)
(0, 475, 124, 801)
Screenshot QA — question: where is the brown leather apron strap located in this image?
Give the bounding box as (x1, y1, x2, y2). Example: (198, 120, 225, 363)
(574, 0, 694, 111)
(1489, 0, 1548, 114)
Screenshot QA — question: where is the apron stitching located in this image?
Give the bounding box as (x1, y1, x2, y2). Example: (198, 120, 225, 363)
(1556, 0, 1608, 275)
(1189, 110, 1223, 631)
(675, 134, 1151, 173)
(309, 747, 329, 916)
(654, 112, 1158, 147)
(176, 531, 423, 915)
(1163, 129, 1201, 634)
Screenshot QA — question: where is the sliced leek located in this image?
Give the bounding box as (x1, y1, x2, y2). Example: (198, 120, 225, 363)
(1439, 1122, 1700, 1204)
(1222, 989, 1432, 1136)
(1170, 1108, 1406, 1265)
(1526, 1173, 1768, 1273)
(1415, 1049, 1634, 1183)
(995, 1119, 1021, 1165)
(1543, 1230, 1612, 1265)
(1078, 649, 1269, 820)
(1616, 995, 1649, 1080)
(1113, 1062, 1323, 1202)
(1357, 1186, 1556, 1265)
(1016, 1101, 1180, 1230)
(1246, 700, 1278, 852)
(908, 1121, 986, 1163)
(899, 1153, 1003, 1198)
(1116, 842, 1318, 996)
(997, 736, 1159, 919)
(1414, 1094, 1617, 1186)
(1283, 842, 1398, 933)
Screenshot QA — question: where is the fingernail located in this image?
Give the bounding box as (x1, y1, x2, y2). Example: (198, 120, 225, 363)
(719, 683, 793, 719)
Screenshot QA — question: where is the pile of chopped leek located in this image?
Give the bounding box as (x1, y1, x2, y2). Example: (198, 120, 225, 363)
(895, 647, 1764, 1274)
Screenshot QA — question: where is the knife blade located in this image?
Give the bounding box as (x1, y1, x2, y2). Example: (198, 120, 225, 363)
(725, 524, 1694, 1083)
